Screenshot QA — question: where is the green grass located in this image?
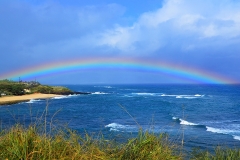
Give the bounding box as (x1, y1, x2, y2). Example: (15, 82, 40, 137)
(190, 147, 240, 160)
(0, 124, 183, 160)
(1, 125, 240, 159)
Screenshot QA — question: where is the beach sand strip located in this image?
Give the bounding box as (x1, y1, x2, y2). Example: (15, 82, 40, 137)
(0, 93, 61, 105)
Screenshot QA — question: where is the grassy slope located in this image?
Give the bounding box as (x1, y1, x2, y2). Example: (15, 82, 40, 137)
(0, 79, 72, 95)
(0, 124, 240, 159)
(0, 125, 182, 159)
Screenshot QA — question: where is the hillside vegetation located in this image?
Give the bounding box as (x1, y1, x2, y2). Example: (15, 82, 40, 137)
(0, 79, 72, 96)
(0, 124, 240, 159)
(0, 124, 183, 159)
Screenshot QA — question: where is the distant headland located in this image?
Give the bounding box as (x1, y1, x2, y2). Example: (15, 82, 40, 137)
(0, 79, 90, 105)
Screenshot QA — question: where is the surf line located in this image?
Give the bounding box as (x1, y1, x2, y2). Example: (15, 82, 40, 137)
(0, 57, 237, 84)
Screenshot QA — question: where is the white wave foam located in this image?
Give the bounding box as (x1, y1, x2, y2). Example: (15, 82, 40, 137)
(68, 94, 78, 97)
(52, 96, 69, 99)
(206, 127, 220, 133)
(109, 128, 119, 131)
(94, 86, 113, 88)
(92, 92, 108, 95)
(161, 94, 204, 99)
(105, 123, 134, 132)
(26, 99, 43, 103)
(180, 119, 198, 125)
(206, 126, 239, 134)
(173, 117, 199, 126)
(121, 89, 136, 91)
(207, 127, 230, 134)
(51, 94, 80, 99)
(161, 94, 177, 97)
(105, 123, 127, 129)
(132, 93, 156, 96)
(123, 95, 134, 97)
(172, 116, 178, 120)
(104, 86, 113, 88)
(233, 135, 240, 141)
(206, 126, 240, 141)
(176, 96, 182, 98)
(180, 96, 198, 99)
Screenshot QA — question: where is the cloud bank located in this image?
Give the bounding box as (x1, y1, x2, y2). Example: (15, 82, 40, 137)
(98, 0, 240, 54)
(1, 0, 240, 83)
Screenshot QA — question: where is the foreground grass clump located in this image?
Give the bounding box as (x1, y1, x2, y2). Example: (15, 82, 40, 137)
(1, 124, 240, 160)
(117, 131, 182, 159)
(191, 147, 240, 160)
(0, 125, 183, 160)
(0, 125, 108, 159)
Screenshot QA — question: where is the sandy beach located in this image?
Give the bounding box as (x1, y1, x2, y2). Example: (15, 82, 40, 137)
(0, 93, 61, 105)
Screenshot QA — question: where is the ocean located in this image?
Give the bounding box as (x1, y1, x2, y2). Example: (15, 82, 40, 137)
(1, 84, 240, 151)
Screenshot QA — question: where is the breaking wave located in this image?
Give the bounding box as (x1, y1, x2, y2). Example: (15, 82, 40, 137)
(68, 94, 79, 97)
(52, 96, 69, 99)
(162, 94, 204, 99)
(173, 116, 240, 141)
(105, 123, 136, 132)
(132, 92, 157, 96)
(103, 86, 113, 88)
(179, 119, 199, 126)
(92, 92, 109, 95)
(26, 99, 43, 103)
(94, 86, 113, 88)
(233, 136, 240, 141)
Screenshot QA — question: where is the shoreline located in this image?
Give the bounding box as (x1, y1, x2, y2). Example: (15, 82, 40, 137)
(0, 93, 62, 105)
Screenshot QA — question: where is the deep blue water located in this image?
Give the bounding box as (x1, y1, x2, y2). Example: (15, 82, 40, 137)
(1, 84, 240, 151)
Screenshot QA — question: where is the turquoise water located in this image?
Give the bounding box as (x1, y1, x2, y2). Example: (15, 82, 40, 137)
(1, 84, 240, 151)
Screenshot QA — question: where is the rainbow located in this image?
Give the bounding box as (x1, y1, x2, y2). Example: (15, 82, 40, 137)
(0, 57, 238, 84)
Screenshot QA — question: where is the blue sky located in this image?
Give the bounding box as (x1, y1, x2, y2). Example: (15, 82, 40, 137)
(1, 0, 240, 84)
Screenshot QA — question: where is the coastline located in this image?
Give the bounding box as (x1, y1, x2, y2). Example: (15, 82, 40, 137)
(0, 93, 61, 105)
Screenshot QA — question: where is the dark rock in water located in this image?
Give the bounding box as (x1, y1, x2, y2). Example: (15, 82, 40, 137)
(73, 91, 91, 95)
(59, 91, 91, 95)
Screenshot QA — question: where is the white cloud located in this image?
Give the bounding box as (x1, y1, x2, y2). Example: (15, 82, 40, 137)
(97, 0, 240, 54)
(1, 0, 240, 60)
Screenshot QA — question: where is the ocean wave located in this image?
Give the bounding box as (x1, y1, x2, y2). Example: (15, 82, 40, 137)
(206, 126, 240, 134)
(206, 126, 240, 141)
(68, 94, 78, 97)
(172, 116, 178, 120)
(120, 89, 137, 91)
(123, 95, 134, 97)
(176, 119, 240, 141)
(173, 117, 205, 128)
(172, 117, 240, 141)
(162, 94, 204, 99)
(104, 86, 113, 88)
(51, 96, 69, 99)
(51, 94, 81, 99)
(161, 94, 177, 97)
(92, 92, 109, 95)
(233, 136, 240, 141)
(176, 96, 198, 99)
(132, 92, 156, 96)
(94, 86, 113, 88)
(94, 86, 102, 88)
(26, 99, 43, 103)
(105, 123, 135, 132)
(179, 119, 199, 125)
